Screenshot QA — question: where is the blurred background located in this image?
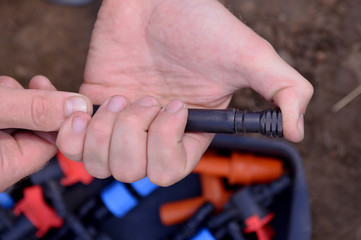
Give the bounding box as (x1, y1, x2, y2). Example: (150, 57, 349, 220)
(0, 0, 360, 239)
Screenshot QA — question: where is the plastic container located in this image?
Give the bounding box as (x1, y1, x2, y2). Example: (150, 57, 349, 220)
(97, 135, 311, 240)
(0, 135, 311, 240)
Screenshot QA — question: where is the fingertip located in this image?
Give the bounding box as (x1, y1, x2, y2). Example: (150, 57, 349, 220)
(65, 95, 94, 117)
(0, 76, 23, 88)
(29, 75, 57, 91)
(272, 81, 313, 142)
(281, 112, 304, 143)
(163, 99, 186, 113)
(56, 112, 91, 161)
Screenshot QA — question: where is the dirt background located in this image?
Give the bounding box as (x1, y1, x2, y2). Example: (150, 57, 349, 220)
(0, 0, 360, 239)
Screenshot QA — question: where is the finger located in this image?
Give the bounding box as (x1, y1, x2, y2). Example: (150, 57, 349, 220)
(29, 75, 59, 144)
(0, 76, 58, 143)
(147, 99, 214, 186)
(272, 81, 313, 142)
(0, 131, 57, 191)
(0, 87, 93, 131)
(240, 40, 313, 142)
(0, 76, 23, 89)
(82, 96, 128, 178)
(29, 75, 57, 91)
(56, 112, 91, 161)
(109, 96, 161, 182)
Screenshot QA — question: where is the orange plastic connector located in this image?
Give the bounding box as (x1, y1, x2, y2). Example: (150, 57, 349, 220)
(13, 186, 63, 238)
(159, 174, 232, 226)
(160, 196, 205, 226)
(194, 151, 283, 185)
(200, 174, 232, 210)
(57, 151, 93, 186)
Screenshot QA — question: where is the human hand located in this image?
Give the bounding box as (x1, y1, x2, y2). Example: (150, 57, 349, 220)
(57, 0, 313, 186)
(0, 76, 92, 192)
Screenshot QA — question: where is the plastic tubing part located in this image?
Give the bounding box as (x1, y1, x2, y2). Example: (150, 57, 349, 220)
(160, 196, 206, 226)
(160, 174, 231, 226)
(185, 108, 283, 137)
(193, 152, 283, 185)
(93, 106, 282, 137)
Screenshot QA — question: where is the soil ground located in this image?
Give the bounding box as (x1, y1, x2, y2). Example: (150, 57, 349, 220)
(0, 0, 360, 239)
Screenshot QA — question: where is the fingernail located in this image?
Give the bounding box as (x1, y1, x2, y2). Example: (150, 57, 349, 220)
(298, 114, 304, 138)
(107, 95, 128, 112)
(65, 96, 89, 117)
(72, 116, 87, 133)
(164, 99, 185, 113)
(134, 96, 159, 107)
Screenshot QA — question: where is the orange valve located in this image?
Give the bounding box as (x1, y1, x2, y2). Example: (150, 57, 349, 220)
(194, 152, 283, 185)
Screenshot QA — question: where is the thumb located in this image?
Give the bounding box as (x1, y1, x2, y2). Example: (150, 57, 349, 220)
(245, 45, 313, 142)
(0, 87, 93, 131)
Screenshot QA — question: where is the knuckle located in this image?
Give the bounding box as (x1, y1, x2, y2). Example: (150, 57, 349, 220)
(88, 120, 110, 145)
(117, 112, 141, 126)
(148, 174, 175, 187)
(148, 168, 182, 187)
(148, 124, 172, 137)
(83, 159, 110, 179)
(31, 95, 50, 129)
(117, 106, 160, 127)
(112, 165, 145, 183)
(251, 37, 276, 58)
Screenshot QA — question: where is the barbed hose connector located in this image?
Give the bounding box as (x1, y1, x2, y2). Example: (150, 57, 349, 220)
(93, 106, 283, 138)
(235, 108, 283, 137)
(186, 108, 283, 138)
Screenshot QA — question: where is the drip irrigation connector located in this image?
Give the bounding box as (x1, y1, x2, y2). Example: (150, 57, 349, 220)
(186, 108, 283, 137)
(93, 106, 283, 137)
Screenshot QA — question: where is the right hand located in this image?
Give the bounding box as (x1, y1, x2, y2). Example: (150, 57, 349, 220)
(0, 75, 92, 191)
(57, 0, 313, 187)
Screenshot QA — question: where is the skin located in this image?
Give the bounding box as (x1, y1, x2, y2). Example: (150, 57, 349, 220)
(56, 0, 313, 187)
(0, 76, 92, 192)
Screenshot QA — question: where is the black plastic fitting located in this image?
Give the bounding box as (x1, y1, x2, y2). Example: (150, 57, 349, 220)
(93, 106, 283, 138)
(172, 202, 215, 240)
(186, 108, 283, 137)
(0, 215, 36, 240)
(227, 221, 247, 240)
(207, 175, 290, 230)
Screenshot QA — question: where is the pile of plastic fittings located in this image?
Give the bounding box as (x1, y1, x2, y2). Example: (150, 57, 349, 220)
(160, 151, 290, 240)
(0, 151, 159, 240)
(0, 140, 303, 240)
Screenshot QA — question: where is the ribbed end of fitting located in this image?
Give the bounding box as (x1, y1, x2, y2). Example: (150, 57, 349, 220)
(259, 109, 283, 137)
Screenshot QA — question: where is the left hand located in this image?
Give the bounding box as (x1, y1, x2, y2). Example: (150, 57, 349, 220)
(0, 76, 92, 191)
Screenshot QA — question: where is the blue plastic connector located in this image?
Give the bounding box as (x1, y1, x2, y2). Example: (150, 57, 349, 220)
(100, 181, 138, 218)
(130, 177, 158, 197)
(191, 228, 216, 240)
(0, 192, 14, 209)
